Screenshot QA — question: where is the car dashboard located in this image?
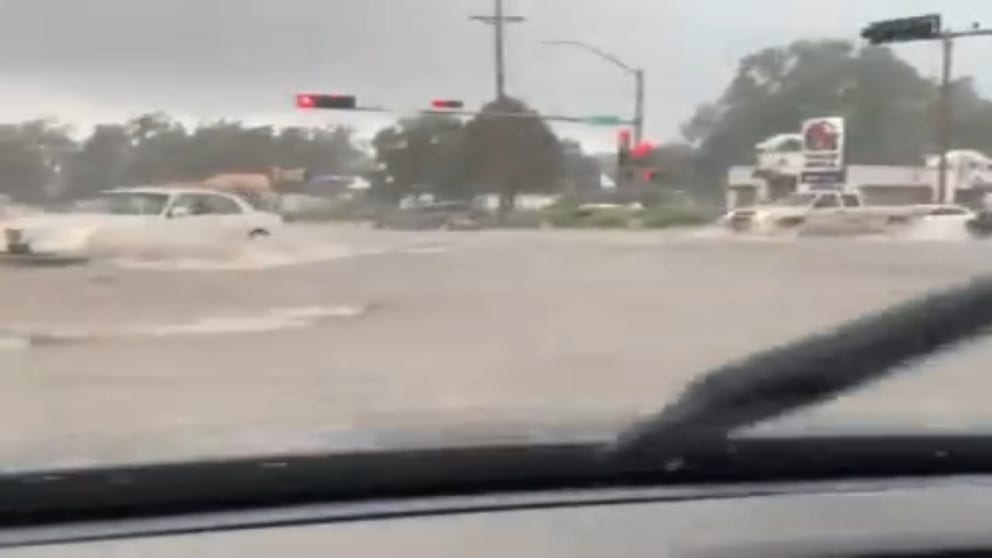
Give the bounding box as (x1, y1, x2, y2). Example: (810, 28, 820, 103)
(5, 476, 992, 557)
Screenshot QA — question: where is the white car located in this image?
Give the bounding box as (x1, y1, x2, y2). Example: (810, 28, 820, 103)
(896, 204, 975, 239)
(2, 187, 283, 258)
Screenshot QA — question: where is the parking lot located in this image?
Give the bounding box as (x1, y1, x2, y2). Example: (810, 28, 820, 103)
(1, 225, 992, 468)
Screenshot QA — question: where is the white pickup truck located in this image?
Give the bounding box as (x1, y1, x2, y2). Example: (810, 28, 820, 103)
(720, 191, 968, 235)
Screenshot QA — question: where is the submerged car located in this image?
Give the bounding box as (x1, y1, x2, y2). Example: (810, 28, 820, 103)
(965, 209, 992, 238)
(373, 201, 485, 231)
(2, 187, 283, 259)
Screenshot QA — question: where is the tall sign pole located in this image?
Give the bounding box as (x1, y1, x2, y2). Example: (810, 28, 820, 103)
(937, 36, 953, 204)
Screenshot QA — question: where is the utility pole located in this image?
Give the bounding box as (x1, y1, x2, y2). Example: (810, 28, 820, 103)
(470, 0, 526, 100)
(862, 15, 992, 204)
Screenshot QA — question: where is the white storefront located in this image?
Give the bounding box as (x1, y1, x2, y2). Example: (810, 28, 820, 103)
(725, 139, 992, 210)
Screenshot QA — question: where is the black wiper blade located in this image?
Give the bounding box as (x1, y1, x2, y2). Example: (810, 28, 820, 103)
(616, 276, 992, 455)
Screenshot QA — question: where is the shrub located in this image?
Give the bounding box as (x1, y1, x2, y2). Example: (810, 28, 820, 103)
(286, 199, 375, 222)
(542, 204, 583, 227)
(578, 207, 634, 229)
(495, 210, 545, 229)
(640, 206, 709, 229)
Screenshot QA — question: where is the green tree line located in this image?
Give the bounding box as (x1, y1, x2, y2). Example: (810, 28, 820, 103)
(0, 97, 601, 210)
(4, 39, 992, 206)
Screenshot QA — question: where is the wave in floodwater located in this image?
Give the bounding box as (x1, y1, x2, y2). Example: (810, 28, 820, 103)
(0, 304, 369, 350)
(97, 228, 448, 271)
(112, 239, 365, 271)
(682, 223, 981, 243)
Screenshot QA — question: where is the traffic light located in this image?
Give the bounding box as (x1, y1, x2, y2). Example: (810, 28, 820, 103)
(861, 14, 941, 45)
(617, 129, 632, 169)
(631, 141, 654, 161)
(430, 99, 464, 109)
(295, 93, 358, 110)
(617, 129, 632, 150)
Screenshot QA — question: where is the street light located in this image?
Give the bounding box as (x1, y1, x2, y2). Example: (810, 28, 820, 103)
(543, 40, 645, 144)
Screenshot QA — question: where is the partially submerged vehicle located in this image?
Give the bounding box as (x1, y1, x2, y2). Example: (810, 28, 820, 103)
(2, 187, 283, 261)
(719, 191, 961, 236)
(373, 201, 485, 231)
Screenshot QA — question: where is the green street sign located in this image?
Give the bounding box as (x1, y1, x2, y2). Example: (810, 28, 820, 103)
(583, 115, 625, 126)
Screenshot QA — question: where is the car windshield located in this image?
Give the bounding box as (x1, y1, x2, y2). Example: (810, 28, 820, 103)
(2, 0, 992, 474)
(73, 192, 170, 215)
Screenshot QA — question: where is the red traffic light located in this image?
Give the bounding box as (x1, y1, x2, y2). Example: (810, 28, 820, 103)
(295, 93, 357, 110)
(296, 94, 316, 109)
(617, 129, 632, 150)
(431, 99, 464, 110)
(631, 141, 654, 159)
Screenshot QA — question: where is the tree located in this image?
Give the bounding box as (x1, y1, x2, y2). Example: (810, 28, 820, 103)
(0, 120, 75, 202)
(61, 114, 371, 197)
(947, 77, 992, 154)
(462, 97, 564, 214)
(126, 113, 192, 184)
(371, 115, 465, 204)
(559, 139, 603, 195)
(66, 124, 131, 197)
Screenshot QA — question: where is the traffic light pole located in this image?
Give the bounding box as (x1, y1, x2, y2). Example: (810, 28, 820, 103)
(543, 40, 645, 143)
(863, 16, 992, 204)
(634, 69, 645, 145)
(937, 36, 953, 205)
(934, 27, 992, 203)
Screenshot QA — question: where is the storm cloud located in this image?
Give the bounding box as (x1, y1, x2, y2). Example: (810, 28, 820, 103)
(0, 0, 989, 143)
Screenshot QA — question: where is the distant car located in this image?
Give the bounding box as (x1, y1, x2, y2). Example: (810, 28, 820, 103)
(373, 201, 485, 231)
(966, 208, 992, 238)
(906, 204, 974, 224)
(2, 187, 283, 258)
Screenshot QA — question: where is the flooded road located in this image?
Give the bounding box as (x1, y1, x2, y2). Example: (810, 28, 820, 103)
(2, 225, 992, 468)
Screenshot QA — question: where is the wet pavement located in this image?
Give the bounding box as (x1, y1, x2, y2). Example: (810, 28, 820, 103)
(2, 224, 992, 468)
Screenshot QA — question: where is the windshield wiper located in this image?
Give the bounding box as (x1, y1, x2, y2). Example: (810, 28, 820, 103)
(616, 276, 992, 456)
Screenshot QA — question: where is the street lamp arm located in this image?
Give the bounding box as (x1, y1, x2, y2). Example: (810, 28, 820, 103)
(543, 40, 636, 73)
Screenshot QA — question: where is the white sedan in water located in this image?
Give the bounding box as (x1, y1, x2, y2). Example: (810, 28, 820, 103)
(2, 187, 283, 259)
(893, 204, 976, 240)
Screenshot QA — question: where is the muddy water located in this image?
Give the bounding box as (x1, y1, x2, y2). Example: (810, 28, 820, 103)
(0, 224, 991, 468)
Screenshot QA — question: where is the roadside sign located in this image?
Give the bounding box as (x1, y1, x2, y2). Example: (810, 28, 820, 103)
(584, 115, 625, 126)
(801, 116, 846, 184)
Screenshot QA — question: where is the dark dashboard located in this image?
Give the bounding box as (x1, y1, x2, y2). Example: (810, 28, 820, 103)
(4, 476, 992, 557)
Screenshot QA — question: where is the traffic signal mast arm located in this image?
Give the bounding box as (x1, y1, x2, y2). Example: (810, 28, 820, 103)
(295, 94, 635, 125)
(860, 14, 992, 204)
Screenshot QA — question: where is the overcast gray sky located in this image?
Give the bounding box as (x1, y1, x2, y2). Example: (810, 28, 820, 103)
(0, 0, 990, 150)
